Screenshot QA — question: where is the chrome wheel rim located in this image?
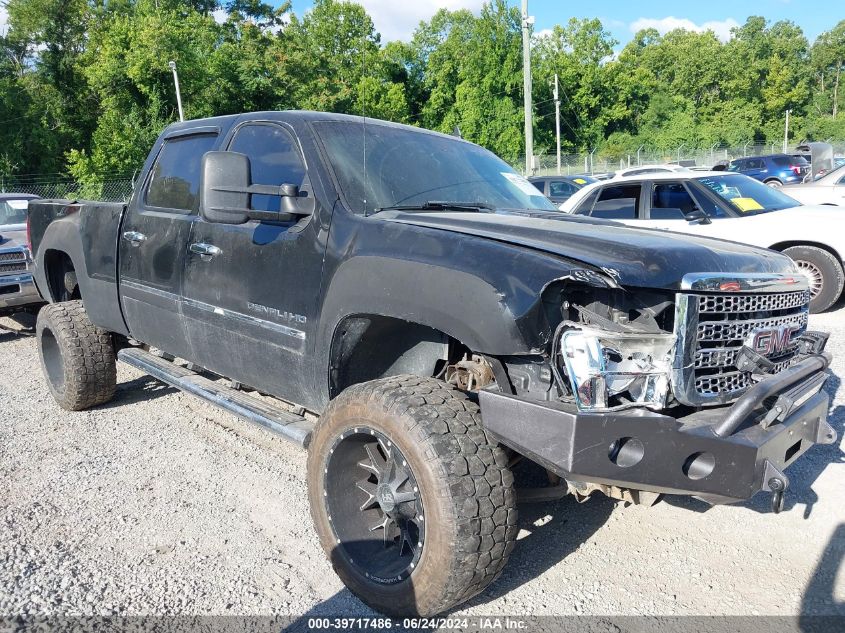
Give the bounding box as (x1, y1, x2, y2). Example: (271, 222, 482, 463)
(796, 260, 824, 299)
(323, 428, 424, 584)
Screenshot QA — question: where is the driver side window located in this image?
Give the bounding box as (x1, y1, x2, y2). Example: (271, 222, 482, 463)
(650, 183, 695, 219)
(228, 124, 306, 212)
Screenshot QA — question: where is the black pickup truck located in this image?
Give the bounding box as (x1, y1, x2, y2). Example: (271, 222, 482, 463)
(28, 111, 837, 616)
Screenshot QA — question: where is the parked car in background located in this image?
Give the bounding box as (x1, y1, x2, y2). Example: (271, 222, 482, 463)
(528, 174, 597, 204)
(611, 164, 692, 179)
(783, 165, 845, 206)
(728, 154, 810, 187)
(561, 172, 845, 312)
(0, 193, 44, 317)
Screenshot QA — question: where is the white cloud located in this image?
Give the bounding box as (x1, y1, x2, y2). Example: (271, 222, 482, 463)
(351, 0, 486, 42)
(212, 8, 228, 25)
(0, 5, 9, 37)
(629, 16, 740, 42)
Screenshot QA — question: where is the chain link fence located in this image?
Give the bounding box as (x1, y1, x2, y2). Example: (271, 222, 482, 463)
(4, 140, 845, 198)
(514, 142, 845, 176)
(0, 178, 134, 202)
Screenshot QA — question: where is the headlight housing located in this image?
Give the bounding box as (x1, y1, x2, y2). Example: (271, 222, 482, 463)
(558, 325, 676, 411)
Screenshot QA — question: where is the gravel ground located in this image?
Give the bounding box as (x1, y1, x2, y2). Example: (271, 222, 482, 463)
(1, 305, 844, 621)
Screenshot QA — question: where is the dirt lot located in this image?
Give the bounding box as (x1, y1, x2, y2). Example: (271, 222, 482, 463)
(1, 306, 844, 620)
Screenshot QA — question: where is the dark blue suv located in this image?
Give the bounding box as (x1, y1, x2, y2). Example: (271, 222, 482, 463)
(727, 153, 810, 187)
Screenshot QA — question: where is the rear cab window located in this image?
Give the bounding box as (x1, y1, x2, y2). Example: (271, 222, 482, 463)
(145, 134, 219, 213)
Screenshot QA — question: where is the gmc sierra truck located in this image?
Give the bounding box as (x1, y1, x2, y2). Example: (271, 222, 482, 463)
(28, 111, 837, 616)
(1, 193, 43, 317)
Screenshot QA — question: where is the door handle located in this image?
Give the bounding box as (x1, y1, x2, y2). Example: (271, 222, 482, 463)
(122, 231, 147, 246)
(189, 242, 222, 261)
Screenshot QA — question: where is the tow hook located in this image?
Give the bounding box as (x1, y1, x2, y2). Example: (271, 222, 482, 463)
(768, 477, 786, 514)
(761, 460, 790, 514)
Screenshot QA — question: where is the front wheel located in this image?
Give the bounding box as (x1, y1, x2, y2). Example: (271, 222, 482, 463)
(783, 245, 845, 312)
(306, 376, 517, 617)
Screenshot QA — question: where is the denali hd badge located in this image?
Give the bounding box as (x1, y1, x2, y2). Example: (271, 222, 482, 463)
(247, 302, 307, 325)
(747, 324, 800, 356)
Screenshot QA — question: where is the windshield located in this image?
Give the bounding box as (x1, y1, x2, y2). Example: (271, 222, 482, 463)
(314, 121, 556, 215)
(694, 174, 801, 215)
(0, 198, 30, 227)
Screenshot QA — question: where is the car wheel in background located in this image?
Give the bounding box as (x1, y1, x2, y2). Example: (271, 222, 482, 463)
(765, 179, 783, 188)
(783, 245, 845, 313)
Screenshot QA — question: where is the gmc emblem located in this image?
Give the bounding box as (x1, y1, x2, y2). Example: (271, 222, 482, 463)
(749, 325, 799, 356)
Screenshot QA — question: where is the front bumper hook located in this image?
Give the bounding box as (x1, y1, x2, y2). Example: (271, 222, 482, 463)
(762, 460, 790, 514)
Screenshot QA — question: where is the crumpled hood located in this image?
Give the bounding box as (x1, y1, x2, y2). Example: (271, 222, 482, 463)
(379, 210, 796, 290)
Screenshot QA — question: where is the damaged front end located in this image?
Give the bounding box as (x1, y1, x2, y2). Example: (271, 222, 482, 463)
(479, 273, 837, 511)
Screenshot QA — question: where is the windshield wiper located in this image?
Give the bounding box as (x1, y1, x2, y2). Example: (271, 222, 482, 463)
(372, 201, 495, 214)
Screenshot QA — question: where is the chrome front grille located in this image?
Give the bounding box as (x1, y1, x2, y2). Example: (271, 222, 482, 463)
(673, 276, 810, 406)
(696, 311, 808, 343)
(0, 249, 27, 275)
(697, 291, 809, 314)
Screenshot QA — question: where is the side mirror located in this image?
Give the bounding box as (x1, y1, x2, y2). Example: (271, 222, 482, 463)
(200, 151, 314, 224)
(684, 208, 712, 225)
(201, 151, 250, 224)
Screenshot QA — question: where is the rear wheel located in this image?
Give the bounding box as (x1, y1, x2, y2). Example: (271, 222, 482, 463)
(783, 245, 844, 313)
(307, 375, 517, 616)
(765, 179, 783, 188)
(36, 301, 116, 410)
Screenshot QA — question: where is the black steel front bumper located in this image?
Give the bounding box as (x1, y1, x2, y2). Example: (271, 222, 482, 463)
(479, 354, 837, 505)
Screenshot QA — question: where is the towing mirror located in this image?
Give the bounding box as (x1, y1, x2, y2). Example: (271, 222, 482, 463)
(200, 151, 315, 224)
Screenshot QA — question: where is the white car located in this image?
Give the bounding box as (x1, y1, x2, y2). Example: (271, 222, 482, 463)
(610, 164, 693, 180)
(783, 165, 845, 206)
(560, 171, 845, 312)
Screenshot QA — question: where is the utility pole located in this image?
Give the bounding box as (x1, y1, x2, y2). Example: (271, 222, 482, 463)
(553, 73, 561, 175)
(521, 0, 534, 175)
(169, 61, 185, 122)
(783, 109, 791, 153)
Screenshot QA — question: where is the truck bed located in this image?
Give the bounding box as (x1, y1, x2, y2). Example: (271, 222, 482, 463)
(28, 199, 128, 335)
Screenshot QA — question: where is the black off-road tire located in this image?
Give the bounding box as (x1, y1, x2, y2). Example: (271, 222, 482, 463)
(36, 301, 116, 411)
(307, 375, 518, 617)
(783, 245, 845, 313)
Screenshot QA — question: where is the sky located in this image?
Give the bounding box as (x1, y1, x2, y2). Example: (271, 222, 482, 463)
(282, 0, 836, 46)
(0, 1, 834, 44)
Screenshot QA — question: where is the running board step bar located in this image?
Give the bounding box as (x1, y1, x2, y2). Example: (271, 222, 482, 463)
(117, 347, 313, 448)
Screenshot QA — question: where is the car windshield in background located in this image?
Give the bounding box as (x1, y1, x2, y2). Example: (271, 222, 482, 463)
(0, 199, 30, 227)
(314, 121, 557, 215)
(695, 174, 800, 215)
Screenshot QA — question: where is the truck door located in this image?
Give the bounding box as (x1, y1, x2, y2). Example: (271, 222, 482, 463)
(180, 122, 322, 406)
(119, 131, 219, 359)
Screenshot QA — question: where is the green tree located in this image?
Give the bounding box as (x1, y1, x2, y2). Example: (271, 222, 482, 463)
(533, 18, 618, 151)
